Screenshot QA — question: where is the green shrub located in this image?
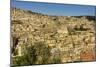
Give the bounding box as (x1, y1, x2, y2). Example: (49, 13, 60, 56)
(33, 42, 51, 64)
(52, 57, 61, 64)
(12, 42, 51, 66)
(12, 45, 37, 66)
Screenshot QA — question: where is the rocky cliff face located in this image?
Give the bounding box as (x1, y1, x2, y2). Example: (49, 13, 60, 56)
(11, 8, 96, 65)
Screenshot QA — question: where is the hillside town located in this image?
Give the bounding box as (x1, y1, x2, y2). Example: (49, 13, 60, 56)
(11, 8, 96, 66)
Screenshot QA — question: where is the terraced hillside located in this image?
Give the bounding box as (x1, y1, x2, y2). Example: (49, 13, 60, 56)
(11, 8, 96, 66)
